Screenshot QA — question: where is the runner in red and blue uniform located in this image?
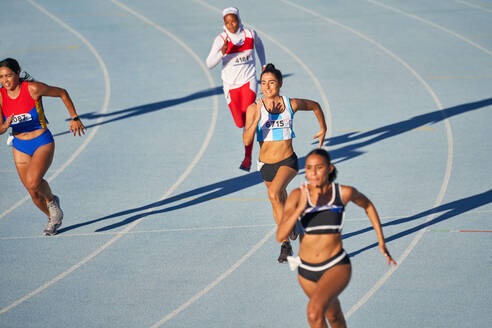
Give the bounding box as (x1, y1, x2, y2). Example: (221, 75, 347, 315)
(0, 58, 86, 235)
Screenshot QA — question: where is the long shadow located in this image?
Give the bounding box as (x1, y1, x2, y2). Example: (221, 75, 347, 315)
(53, 86, 222, 137)
(58, 98, 491, 233)
(54, 75, 293, 137)
(58, 171, 264, 233)
(323, 97, 492, 164)
(345, 189, 492, 257)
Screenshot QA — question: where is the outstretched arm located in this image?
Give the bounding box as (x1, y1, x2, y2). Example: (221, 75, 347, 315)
(28, 82, 86, 136)
(290, 98, 327, 148)
(344, 186, 397, 266)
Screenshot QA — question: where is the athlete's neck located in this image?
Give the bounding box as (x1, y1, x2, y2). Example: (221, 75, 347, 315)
(6, 84, 21, 99)
(263, 96, 283, 112)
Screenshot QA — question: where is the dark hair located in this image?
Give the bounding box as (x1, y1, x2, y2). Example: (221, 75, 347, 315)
(0, 58, 33, 82)
(306, 148, 338, 183)
(260, 63, 282, 83)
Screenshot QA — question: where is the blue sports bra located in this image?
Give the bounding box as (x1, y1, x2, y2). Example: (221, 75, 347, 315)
(300, 183, 345, 234)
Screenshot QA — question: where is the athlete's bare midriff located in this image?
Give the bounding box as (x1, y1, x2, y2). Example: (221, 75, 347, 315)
(258, 139, 293, 163)
(13, 128, 47, 140)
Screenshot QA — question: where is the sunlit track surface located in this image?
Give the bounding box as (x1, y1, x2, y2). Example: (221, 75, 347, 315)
(0, 1, 490, 327)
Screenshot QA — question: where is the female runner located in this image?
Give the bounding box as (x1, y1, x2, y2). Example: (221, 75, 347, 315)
(277, 148, 396, 327)
(0, 58, 86, 235)
(206, 7, 266, 171)
(243, 63, 327, 263)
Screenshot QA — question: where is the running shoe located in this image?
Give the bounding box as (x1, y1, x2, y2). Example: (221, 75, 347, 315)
(239, 156, 251, 172)
(43, 219, 61, 236)
(278, 241, 293, 263)
(45, 195, 63, 235)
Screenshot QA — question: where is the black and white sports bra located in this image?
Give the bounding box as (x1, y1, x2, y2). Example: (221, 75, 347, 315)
(300, 183, 345, 234)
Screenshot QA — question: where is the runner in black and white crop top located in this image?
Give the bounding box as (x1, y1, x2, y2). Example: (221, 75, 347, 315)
(300, 183, 345, 234)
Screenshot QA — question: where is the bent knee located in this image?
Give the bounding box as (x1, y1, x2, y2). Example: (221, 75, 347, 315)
(267, 190, 281, 204)
(25, 180, 41, 194)
(267, 188, 286, 204)
(326, 310, 346, 326)
(25, 176, 43, 195)
(306, 301, 325, 326)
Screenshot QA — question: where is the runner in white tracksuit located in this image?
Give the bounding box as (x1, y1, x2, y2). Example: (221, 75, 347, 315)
(206, 7, 266, 171)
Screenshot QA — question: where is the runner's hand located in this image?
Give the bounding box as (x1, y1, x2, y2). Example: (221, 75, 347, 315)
(0, 115, 13, 134)
(313, 129, 326, 148)
(221, 39, 229, 55)
(379, 244, 397, 266)
(69, 119, 86, 136)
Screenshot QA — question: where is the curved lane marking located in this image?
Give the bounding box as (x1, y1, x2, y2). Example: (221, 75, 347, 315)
(456, 0, 492, 13)
(367, 0, 492, 56)
(0, 0, 218, 315)
(279, 0, 453, 320)
(0, 0, 111, 221)
(150, 227, 277, 328)
(148, 1, 334, 326)
(196, 0, 332, 137)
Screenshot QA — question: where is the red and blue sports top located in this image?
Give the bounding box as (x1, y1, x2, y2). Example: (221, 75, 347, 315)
(1, 81, 48, 133)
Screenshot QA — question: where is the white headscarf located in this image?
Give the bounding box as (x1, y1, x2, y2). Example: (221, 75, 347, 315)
(222, 6, 244, 39)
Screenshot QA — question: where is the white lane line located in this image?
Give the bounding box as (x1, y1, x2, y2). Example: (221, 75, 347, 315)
(366, 0, 492, 56)
(279, 0, 453, 320)
(456, 0, 492, 13)
(1, 214, 428, 241)
(3, 207, 491, 241)
(147, 2, 334, 326)
(0, 0, 218, 315)
(0, 224, 276, 241)
(0, 0, 111, 221)
(150, 227, 277, 328)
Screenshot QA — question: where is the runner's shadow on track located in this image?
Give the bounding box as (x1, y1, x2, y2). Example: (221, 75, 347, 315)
(58, 171, 264, 233)
(53, 75, 293, 137)
(58, 97, 490, 233)
(345, 189, 492, 257)
(320, 97, 492, 164)
(52, 86, 223, 137)
(60, 161, 308, 234)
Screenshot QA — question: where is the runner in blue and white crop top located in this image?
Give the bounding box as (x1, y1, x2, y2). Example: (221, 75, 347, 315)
(300, 182, 345, 234)
(256, 96, 295, 142)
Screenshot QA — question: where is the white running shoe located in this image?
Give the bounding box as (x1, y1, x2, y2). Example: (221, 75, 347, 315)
(43, 219, 61, 236)
(44, 195, 63, 235)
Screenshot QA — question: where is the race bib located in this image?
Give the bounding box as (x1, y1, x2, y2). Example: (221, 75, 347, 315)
(11, 113, 32, 125)
(233, 53, 253, 66)
(265, 119, 291, 129)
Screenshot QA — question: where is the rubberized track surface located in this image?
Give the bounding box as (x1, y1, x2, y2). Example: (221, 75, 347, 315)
(1, 1, 491, 327)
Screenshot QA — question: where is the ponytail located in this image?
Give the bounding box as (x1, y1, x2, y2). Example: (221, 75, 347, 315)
(260, 63, 282, 83)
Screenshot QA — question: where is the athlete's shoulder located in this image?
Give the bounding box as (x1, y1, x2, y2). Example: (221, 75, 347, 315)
(218, 31, 227, 40)
(339, 184, 356, 201)
(244, 28, 256, 37)
(26, 81, 41, 94)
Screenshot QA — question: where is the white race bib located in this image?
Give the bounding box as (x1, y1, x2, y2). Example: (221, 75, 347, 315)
(264, 119, 291, 129)
(233, 53, 253, 66)
(11, 113, 32, 125)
